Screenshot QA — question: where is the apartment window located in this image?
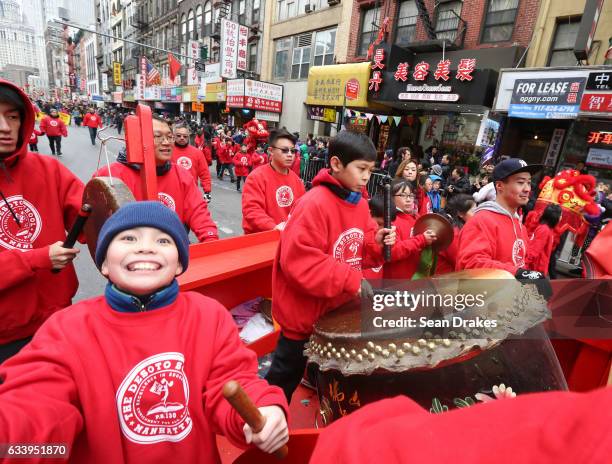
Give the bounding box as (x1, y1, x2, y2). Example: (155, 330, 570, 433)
(314, 29, 335, 66)
(188, 10, 195, 40)
(292, 34, 312, 79)
(395, 0, 418, 46)
(481, 0, 519, 43)
(253, 0, 260, 22)
(195, 5, 202, 39)
(274, 37, 292, 79)
(180, 13, 186, 42)
(548, 18, 581, 66)
(249, 43, 257, 71)
(359, 6, 381, 56)
(277, 0, 297, 21)
(204, 1, 212, 35)
(238, 0, 246, 23)
(435, 1, 462, 42)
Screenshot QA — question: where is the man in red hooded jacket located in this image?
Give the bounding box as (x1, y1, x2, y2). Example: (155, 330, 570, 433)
(39, 108, 67, 156)
(82, 108, 103, 146)
(0, 80, 84, 363)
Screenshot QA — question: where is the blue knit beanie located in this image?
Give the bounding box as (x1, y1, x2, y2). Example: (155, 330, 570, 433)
(95, 201, 190, 274)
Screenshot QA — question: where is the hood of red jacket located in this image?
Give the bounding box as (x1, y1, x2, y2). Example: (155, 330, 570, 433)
(0, 79, 34, 164)
(312, 168, 341, 188)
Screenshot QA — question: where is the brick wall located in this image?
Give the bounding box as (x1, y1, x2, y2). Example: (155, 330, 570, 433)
(346, 0, 541, 62)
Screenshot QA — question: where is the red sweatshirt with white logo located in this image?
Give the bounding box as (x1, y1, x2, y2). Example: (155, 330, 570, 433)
(93, 163, 218, 242)
(172, 144, 212, 193)
(39, 115, 67, 137)
(0, 292, 289, 463)
(241, 164, 305, 234)
(273, 170, 384, 340)
(383, 211, 427, 279)
(250, 152, 268, 170)
(82, 113, 103, 128)
(233, 152, 251, 177)
(0, 80, 84, 344)
(456, 201, 529, 274)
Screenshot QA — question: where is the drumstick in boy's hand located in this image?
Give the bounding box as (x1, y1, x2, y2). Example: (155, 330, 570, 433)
(223, 380, 289, 459)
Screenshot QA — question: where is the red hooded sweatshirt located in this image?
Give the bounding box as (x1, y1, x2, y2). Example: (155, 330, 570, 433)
(29, 128, 42, 144)
(201, 145, 212, 166)
(39, 114, 68, 137)
(310, 388, 612, 464)
(0, 291, 289, 463)
(525, 223, 555, 275)
(272, 169, 384, 340)
(250, 151, 268, 170)
(435, 226, 460, 275)
(0, 80, 84, 344)
(233, 151, 251, 177)
(82, 112, 103, 128)
(172, 144, 212, 193)
(92, 162, 218, 242)
(241, 163, 306, 234)
(383, 211, 427, 279)
(456, 201, 529, 274)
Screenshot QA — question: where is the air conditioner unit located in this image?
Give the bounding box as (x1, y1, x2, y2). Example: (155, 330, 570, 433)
(328, 0, 340, 5)
(305, 4, 315, 13)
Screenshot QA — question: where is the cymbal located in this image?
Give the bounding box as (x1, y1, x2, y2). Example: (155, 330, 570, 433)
(413, 213, 454, 251)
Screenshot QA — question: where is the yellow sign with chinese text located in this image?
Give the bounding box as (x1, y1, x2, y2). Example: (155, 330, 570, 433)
(113, 62, 122, 86)
(306, 62, 371, 108)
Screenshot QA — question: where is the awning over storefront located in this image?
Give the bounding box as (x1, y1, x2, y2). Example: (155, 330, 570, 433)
(306, 62, 371, 108)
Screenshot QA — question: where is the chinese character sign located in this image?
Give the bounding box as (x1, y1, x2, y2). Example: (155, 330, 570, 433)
(187, 40, 200, 86)
(580, 93, 612, 113)
(220, 19, 239, 79)
(237, 25, 249, 71)
(113, 62, 122, 86)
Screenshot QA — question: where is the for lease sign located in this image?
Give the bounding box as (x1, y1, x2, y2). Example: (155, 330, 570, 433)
(509, 77, 586, 119)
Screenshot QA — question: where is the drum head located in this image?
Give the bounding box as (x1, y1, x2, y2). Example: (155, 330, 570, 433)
(413, 213, 454, 251)
(83, 177, 135, 260)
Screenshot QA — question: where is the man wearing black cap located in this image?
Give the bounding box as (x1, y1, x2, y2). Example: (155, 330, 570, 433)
(0, 79, 84, 363)
(456, 158, 547, 281)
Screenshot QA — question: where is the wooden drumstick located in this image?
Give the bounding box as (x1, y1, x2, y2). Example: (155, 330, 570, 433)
(222, 380, 289, 459)
(52, 204, 92, 274)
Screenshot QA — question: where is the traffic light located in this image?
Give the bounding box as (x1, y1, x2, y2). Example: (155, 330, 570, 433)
(200, 45, 208, 62)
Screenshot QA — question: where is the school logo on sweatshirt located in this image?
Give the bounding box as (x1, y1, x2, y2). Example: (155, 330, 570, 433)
(116, 352, 192, 444)
(50, 120, 58, 126)
(276, 185, 294, 208)
(333, 228, 364, 270)
(512, 238, 526, 267)
(158, 192, 176, 211)
(0, 195, 42, 250)
(176, 156, 192, 171)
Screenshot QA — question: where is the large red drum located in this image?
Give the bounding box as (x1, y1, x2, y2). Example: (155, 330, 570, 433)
(305, 271, 568, 425)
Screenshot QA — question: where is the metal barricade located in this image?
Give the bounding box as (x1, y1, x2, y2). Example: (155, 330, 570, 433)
(302, 158, 326, 189)
(367, 172, 387, 198)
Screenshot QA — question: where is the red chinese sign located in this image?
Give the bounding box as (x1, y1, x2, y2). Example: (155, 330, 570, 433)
(345, 78, 360, 100)
(587, 131, 612, 145)
(390, 58, 477, 83)
(580, 93, 612, 113)
(372, 48, 385, 70)
(237, 25, 249, 71)
(369, 71, 383, 92)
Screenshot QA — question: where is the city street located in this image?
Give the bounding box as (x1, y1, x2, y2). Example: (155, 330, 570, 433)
(38, 123, 244, 302)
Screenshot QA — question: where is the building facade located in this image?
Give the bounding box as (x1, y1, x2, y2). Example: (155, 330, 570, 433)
(0, 0, 40, 86)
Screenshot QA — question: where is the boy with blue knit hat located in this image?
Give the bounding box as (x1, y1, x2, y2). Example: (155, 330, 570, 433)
(0, 201, 289, 462)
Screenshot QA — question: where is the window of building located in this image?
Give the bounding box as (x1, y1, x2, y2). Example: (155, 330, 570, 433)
(395, 0, 418, 46)
(359, 6, 380, 56)
(204, 1, 212, 35)
(253, 0, 260, 23)
(238, 0, 246, 23)
(548, 17, 581, 66)
(180, 13, 186, 42)
(481, 0, 519, 43)
(314, 29, 335, 66)
(274, 37, 292, 79)
(188, 10, 194, 40)
(249, 43, 257, 71)
(195, 5, 202, 39)
(277, 0, 297, 21)
(435, 1, 462, 42)
(292, 33, 312, 79)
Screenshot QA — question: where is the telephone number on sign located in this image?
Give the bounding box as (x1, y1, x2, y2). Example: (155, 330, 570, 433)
(0, 443, 69, 458)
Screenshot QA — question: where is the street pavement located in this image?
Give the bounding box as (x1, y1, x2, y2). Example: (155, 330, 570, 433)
(38, 123, 244, 302)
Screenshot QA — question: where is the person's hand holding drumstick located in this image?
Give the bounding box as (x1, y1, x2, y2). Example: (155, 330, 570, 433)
(243, 405, 289, 454)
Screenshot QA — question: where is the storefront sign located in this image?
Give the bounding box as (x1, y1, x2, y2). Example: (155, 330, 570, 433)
(587, 131, 612, 144)
(398, 92, 459, 102)
(226, 79, 283, 112)
(586, 71, 612, 91)
(192, 102, 204, 112)
(255, 110, 280, 122)
(136, 72, 145, 101)
(508, 77, 586, 119)
(306, 63, 371, 107)
(102, 74, 109, 92)
(113, 62, 122, 86)
(586, 147, 612, 168)
(580, 93, 612, 113)
(160, 87, 182, 102)
(202, 82, 226, 103)
(307, 106, 337, 123)
(144, 86, 161, 101)
(543, 128, 566, 167)
(220, 19, 239, 79)
(237, 25, 248, 71)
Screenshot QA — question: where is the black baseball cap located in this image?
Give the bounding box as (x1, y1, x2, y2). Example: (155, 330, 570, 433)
(493, 158, 542, 182)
